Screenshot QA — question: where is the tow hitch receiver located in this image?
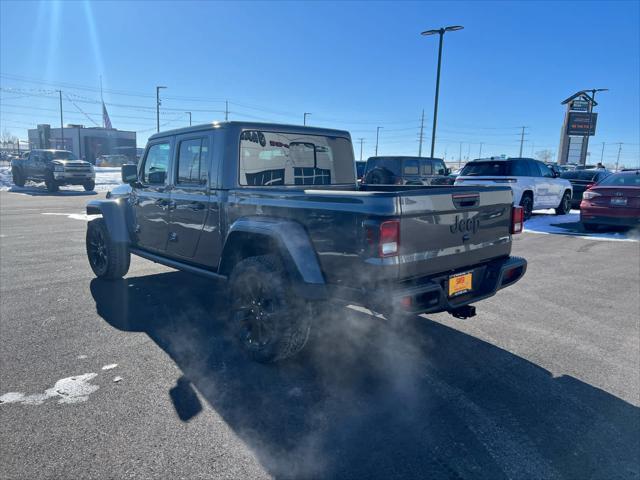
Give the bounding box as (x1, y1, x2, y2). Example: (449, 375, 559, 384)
(449, 305, 476, 319)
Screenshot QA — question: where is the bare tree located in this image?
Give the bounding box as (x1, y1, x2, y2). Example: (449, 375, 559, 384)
(535, 149, 554, 163)
(2, 129, 18, 145)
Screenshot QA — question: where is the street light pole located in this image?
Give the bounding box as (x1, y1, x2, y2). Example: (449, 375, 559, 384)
(375, 126, 383, 156)
(57, 90, 64, 149)
(185, 112, 192, 126)
(156, 86, 167, 133)
(421, 25, 463, 158)
(358, 138, 364, 161)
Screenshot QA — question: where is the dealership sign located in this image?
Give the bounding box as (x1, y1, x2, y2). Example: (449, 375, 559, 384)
(569, 98, 589, 112)
(566, 112, 597, 136)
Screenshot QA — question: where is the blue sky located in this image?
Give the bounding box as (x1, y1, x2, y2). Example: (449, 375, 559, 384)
(1, 0, 638, 167)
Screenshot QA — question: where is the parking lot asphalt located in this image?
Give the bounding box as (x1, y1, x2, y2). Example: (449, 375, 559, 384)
(1, 189, 639, 480)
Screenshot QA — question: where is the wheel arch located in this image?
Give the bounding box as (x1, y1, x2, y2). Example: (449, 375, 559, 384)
(219, 217, 327, 300)
(86, 199, 131, 244)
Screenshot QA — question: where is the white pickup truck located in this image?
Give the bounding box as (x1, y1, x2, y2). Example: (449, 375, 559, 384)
(454, 157, 573, 219)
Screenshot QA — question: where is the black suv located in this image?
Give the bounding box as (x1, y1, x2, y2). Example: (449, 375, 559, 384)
(362, 156, 452, 186)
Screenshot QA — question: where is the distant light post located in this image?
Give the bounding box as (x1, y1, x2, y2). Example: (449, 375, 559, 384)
(421, 25, 464, 158)
(375, 126, 383, 156)
(304, 112, 311, 125)
(185, 111, 192, 126)
(580, 88, 608, 164)
(156, 86, 167, 133)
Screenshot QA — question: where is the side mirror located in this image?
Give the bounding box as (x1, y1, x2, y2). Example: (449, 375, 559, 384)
(121, 164, 138, 184)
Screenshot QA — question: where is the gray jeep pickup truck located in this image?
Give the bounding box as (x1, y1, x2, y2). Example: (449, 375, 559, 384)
(11, 149, 96, 192)
(85, 122, 526, 362)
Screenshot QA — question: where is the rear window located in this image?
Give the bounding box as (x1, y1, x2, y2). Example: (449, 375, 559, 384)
(366, 158, 402, 177)
(597, 173, 640, 187)
(239, 131, 354, 186)
(460, 161, 507, 176)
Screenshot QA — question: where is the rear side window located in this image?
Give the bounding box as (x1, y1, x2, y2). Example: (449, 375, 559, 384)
(239, 130, 354, 186)
(142, 142, 171, 184)
(460, 162, 507, 176)
(403, 158, 420, 175)
(177, 137, 209, 185)
(509, 160, 530, 176)
(526, 160, 542, 177)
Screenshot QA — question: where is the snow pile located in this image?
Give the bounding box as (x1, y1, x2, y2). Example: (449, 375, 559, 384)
(0, 166, 123, 192)
(526, 209, 638, 242)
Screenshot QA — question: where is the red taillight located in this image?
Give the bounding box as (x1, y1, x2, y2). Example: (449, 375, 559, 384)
(379, 220, 400, 257)
(511, 206, 524, 234)
(585, 182, 595, 190)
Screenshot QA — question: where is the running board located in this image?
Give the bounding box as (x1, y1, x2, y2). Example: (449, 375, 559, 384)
(129, 248, 227, 281)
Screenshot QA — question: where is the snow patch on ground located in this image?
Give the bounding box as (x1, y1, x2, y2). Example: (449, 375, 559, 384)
(526, 209, 639, 242)
(41, 212, 101, 221)
(0, 166, 122, 192)
(0, 373, 99, 406)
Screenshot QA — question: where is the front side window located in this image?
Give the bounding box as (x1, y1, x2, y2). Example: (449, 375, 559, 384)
(177, 137, 208, 185)
(239, 131, 354, 186)
(421, 160, 433, 175)
(536, 162, 554, 178)
(142, 142, 171, 184)
(432, 159, 447, 175)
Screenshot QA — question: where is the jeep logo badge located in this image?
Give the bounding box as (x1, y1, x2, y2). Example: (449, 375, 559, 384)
(450, 215, 480, 234)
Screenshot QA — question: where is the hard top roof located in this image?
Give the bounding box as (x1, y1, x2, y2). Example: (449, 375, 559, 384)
(148, 121, 351, 141)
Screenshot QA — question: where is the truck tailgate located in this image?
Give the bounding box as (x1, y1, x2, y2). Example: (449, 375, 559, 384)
(398, 187, 513, 279)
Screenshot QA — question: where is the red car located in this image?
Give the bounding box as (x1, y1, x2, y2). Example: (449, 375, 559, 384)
(580, 170, 640, 231)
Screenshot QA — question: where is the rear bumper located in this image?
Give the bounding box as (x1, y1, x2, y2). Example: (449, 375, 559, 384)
(336, 255, 527, 316)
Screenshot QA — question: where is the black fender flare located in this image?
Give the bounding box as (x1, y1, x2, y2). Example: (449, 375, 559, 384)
(219, 217, 327, 300)
(86, 199, 131, 244)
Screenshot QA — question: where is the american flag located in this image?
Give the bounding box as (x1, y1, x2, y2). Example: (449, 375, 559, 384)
(102, 102, 112, 129)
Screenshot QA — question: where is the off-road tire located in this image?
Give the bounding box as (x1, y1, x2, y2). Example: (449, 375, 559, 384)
(11, 167, 25, 187)
(45, 176, 59, 192)
(519, 193, 533, 220)
(228, 254, 312, 363)
(86, 218, 130, 279)
(84, 180, 96, 191)
(555, 191, 571, 215)
(366, 168, 392, 185)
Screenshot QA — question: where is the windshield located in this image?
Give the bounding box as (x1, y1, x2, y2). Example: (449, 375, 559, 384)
(597, 172, 640, 187)
(44, 151, 78, 161)
(460, 161, 508, 176)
